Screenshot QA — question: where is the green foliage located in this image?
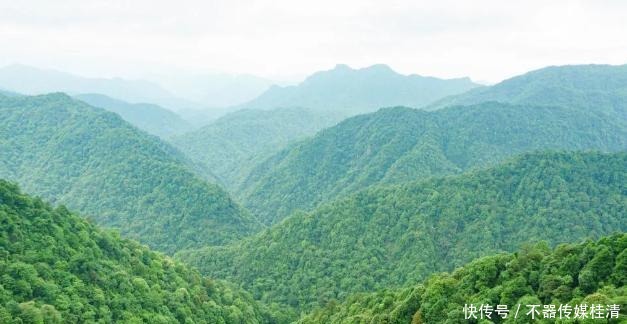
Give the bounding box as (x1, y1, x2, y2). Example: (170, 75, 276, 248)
(75, 93, 191, 139)
(171, 107, 343, 190)
(427, 64, 627, 115)
(178, 151, 627, 313)
(0, 93, 260, 253)
(299, 234, 627, 323)
(0, 179, 278, 323)
(240, 101, 627, 224)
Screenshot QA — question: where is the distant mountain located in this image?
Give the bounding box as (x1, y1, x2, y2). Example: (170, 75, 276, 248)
(0, 180, 278, 323)
(171, 107, 343, 190)
(428, 64, 627, 115)
(239, 64, 480, 114)
(75, 93, 192, 138)
(300, 233, 627, 323)
(238, 102, 627, 224)
(155, 72, 276, 108)
(0, 64, 203, 112)
(0, 93, 260, 253)
(177, 151, 627, 312)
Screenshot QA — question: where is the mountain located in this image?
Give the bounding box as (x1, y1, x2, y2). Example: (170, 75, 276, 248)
(428, 64, 627, 115)
(154, 72, 276, 108)
(0, 93, 259, 253)
(0, 64, 203, 112)
(300, 233, 627, 323)
(239, 102, 627, 224)
(239, 64, 480, 114)
(75, 93, 192, 138)
(177, 151, 627, 313)
(171, 107, 343, 190)
(0, 180, 281, 323)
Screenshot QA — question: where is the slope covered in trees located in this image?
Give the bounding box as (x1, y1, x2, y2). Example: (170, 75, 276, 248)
(171, 107, 343, 190)
(0, 93, 259, 253)
(75, 93, 192, 138)
(300, 234, 627, 323)
(428, 64, 627, 116)
(177, 151, 627, 313)
(0, 180, 280, 323)
(239, 64, 479, 115)
(239, 102, 627, 224)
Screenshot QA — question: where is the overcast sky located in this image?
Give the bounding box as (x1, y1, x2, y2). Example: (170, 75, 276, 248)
(1, 0, 626, 83)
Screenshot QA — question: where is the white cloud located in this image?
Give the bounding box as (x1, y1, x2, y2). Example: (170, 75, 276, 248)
(0, 0, 626, 82)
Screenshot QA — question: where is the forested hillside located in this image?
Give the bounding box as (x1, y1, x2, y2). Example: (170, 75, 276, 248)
(239, 64, 479, 114)
(300, 234, 627, 323)
(428, 64, 627, 116)
(240, 102, 627, 224)
(177, 151, 627, 313)
(0, 180, 281, 323)
(171, 107, 343, 189)
(75, 93, 191, 138)
(0, 93, 259, 253)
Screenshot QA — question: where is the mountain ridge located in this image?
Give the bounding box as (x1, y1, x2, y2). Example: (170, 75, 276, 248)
(0, 93, 259, 253)
(238, 64, 480, 114)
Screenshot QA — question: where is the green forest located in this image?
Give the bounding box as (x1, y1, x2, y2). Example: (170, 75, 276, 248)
(177, 151, 626, 314)
(300, 234, 627, 323)
(0, 62, 625, 323)
(171, 107, 343, 190)
(239, 102, 626, 224)
(0, 180, 280, 323)
(0, 93, 260, 254)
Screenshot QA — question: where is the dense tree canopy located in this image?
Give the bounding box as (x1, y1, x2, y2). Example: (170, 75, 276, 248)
(0, 93, 259, 253)
(427, 64, 627, 116)
(300, 234, 627, 323)
(240, 102, 626, 224)
(178, 151, 627, 314)
(171, 107, 342, 190)
(0, 179, 283, 323)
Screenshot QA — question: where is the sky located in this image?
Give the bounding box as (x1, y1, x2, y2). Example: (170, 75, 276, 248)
(1, 0, 626, 83)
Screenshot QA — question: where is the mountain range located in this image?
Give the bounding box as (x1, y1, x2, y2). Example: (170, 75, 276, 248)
(75, 93, 192, 138)
(0, 93, 259, 253)
(178, 151, 627, 313)
(238, 100, 627, 224)
(238, 64, 480, 114)
(1, 62, 626, 323)
(427, 64, 627, 116)
(171, 107, 344, 190)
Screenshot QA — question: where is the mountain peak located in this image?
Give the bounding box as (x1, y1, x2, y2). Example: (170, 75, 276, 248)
(333, 63, 352, 71)
(362, 64, 394, 73)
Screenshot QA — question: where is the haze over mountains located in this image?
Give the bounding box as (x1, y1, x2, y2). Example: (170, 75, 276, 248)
(0, 61, 626, 323)
(171, 107, 345, 189)
(153, 72, 277, 108)
(0, 64, 191, 109)
(239, 64, 480, 114)
(169, 64, 482, 189)
(75, 93, 192, 138)
(0, 64, 275, 120)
